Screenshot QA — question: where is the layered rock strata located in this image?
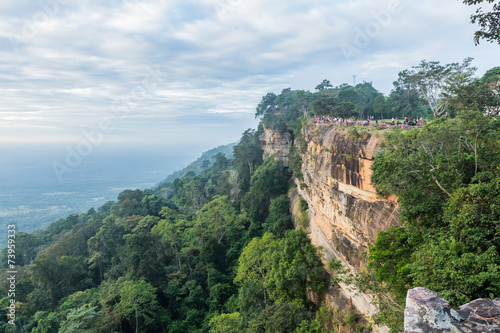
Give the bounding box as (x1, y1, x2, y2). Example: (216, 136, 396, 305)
(261, 124, 400, 322)
(260, 128, 292, 166)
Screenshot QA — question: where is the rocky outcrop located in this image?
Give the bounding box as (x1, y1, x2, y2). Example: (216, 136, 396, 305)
(260, 128, 293, 166)
(261, 123, 399, 326)
(404, 287, 500, 332)
(298, 125, 399, 267)
(297, 125, 399, 323)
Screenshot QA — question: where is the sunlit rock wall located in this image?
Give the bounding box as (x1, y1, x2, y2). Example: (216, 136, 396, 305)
(261, 123, 400, 325)
(260, 127, 292, 166)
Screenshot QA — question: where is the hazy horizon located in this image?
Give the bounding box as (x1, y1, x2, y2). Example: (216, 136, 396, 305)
(0, 142, 234, 236)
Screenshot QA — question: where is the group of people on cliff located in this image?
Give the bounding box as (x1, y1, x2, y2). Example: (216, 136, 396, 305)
(391, 116, 426, 127)
(311, 115, 426, 128)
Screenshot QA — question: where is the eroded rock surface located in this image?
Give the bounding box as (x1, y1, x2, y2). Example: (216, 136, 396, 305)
(404, 287, 500, 333)
(261, 124, 399, 325)
(260, 128, 292, 166)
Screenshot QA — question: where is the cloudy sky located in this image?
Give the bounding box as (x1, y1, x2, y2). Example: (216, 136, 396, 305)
(0, 0, 498, 153)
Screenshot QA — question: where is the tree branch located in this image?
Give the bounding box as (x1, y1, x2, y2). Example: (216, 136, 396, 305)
(431, 174, 452, 198)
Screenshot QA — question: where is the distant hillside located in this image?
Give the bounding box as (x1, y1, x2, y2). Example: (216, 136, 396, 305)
(153, 142, 236, 191)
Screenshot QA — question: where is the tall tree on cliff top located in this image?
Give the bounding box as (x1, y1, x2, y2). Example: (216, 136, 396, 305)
(255, 92, 277, 118)
(462, 0, 500, 44)
(398, 58, 477, 117)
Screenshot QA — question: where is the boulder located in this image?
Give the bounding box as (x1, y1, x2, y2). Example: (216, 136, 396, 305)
(404, 287, 500, 332)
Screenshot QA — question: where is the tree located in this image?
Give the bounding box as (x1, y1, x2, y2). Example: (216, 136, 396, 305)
(263, 194, 294, 238)
(194, 195, 244, 244)
(388, 76, 428, 118)
(32, 311, 60, 333)
(117, 189, 144, 216)
(257, 88, 309, 132)
(268, 229, 325, 301)
(331, 101, 357, 118)
(139, 194, 171, 216)
(248, 301, 310, 333)
(58, 305, 100, 333)
(371, 118, 478, 228)
(234, 233, 279, 306)
(462, 0, 500, 44)
(255, 92, 277, 118)
(113, 280, 159, 333)
(209, 312, 243, 333)
(296, 90, 315, 118)
(242, 159, 291, 232)
(235, 230, 325, 306)
(131, 215, 160, 233)
(151, 208, 185, 272)
(397, 58, 477, 117)
(481, 66, 500, 83)
(87, 215, 125, 283)
(373, 95, 386, 118)
(315, 79, 333, 91)
(122, 233, 164, 282)
(233, 129, 264, 192)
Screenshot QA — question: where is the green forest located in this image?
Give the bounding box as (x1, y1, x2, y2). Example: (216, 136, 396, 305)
(255, 59, 500, 332)
(0, 58, 499, 333)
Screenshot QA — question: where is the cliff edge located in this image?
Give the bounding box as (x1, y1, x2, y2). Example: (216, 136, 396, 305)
(261, 123, 400, 325)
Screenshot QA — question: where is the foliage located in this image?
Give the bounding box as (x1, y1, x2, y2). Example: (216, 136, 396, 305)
(209, 312, 243, 333)
(113, 280, 159, 332)
(255, 88, 313, 133)
(396, 58, 477, 117)
(233, 129, 264, 193)
(364, 80, 500, 331)
(235, 230, 325, 306)
(263, 194, 294, 238)
(248, 301, 310, 333)
(242, 158, 291, 236)
(309, 82, 382, 119)
(387, 77, 429, 119)
(462, 0, 500, 44)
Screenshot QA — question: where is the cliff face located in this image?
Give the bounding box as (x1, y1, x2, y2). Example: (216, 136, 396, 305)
(297, 125, 399, 269)
(261, 124, 400, 320)
(261, 124, 499, 331)
(260, 128, 292, 166)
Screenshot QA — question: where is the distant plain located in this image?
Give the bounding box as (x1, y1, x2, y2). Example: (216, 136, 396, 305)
(0, 143, 197, 240)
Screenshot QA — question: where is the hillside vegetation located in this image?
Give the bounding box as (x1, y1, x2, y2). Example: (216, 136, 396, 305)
(0, 130, 366, 332)
(0, 61, 498, 333)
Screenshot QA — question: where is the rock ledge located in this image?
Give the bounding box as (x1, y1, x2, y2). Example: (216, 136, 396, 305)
(404, 287, 500, 332)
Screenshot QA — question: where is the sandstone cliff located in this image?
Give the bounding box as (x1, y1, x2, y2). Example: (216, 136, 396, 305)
(260, 123, 499, 332)
(261, 123, 400, 326)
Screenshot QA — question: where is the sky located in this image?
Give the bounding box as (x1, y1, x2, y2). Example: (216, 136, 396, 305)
(0, 0, 498, 153)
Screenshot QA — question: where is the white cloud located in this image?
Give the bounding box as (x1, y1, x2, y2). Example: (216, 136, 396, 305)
(0, 0, 497, 146)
